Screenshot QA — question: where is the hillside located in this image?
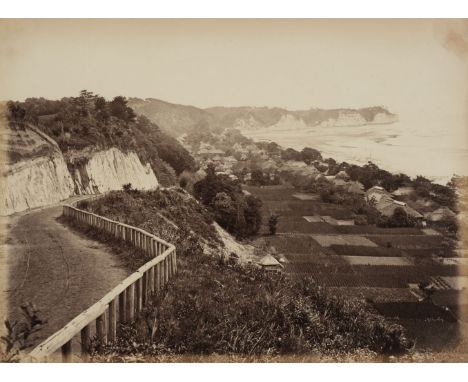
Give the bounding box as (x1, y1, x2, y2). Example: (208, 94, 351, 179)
(128, 97, 397, 137)
(128, 97, 216, 137)
(75, 188, 411, 360)
(1, 92, 196, 215)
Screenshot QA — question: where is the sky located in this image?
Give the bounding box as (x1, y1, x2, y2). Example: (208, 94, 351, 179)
(0, 19, 467, 122)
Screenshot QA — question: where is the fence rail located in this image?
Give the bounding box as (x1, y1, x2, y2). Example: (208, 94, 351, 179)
(26, 204, 177, 362)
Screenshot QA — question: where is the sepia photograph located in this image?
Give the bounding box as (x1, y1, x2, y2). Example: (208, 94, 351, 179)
(1, 9, 468, 369)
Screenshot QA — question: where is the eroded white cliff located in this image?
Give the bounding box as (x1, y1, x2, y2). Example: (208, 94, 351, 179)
(70, 148, 158, 195)
(1, 153, 75, 215)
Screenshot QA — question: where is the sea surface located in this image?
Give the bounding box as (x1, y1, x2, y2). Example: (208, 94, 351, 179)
(241, 116, 468, 185)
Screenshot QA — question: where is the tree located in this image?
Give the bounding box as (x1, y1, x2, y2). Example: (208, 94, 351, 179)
(268, 214, 280, 235)
(378, 207, 416, 228)
(122, 183, 133, 193)
(300, 147, 322, 164)
(109, 96, 136, 122)
(7, 102, 26, 128)
(244, 195, 263, 236)
(251, 169, 265, 185)
(281, 148, 302, 161)
(193, 168, 263, 238)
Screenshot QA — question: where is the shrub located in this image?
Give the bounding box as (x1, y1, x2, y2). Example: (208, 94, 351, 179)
(268, 214, 280, 235)
(377, 207, 416, 228)
(354, 215, 368, 226)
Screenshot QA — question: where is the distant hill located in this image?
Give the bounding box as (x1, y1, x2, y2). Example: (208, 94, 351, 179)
(128, 98, 215, 137)
(129, 97, 398, 137)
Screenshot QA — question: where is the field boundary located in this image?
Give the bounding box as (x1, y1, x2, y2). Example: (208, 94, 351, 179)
(25, 202, 177, 362)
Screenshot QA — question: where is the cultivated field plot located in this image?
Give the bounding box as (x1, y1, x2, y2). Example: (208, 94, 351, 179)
(312, 234, 377, 247)
(243, 185, 296, 201)
(422, 228, 441, 236)
(277, 218, 338, 234)
(321, 216, 355, 226)
(263, 200, 353, 219)
(335, 225, 423, 235)
(263, 234, 325, 254)
(284, 253, 329, 264)
(284, 264, 430, 288)
(327, 287, 418, 303)
(329, 245, 403, 257)
(418, 265, 462, 277)
(432, 290, 468, 307)
(343, 256, 412, 266)
(373, 302, 457, 322)
(303, 216, 324, 223)
(402, 248, 447, 258)
(263, 200, 292, 215)
(293, 193, 319, 201)
(367, 235, 445, 249)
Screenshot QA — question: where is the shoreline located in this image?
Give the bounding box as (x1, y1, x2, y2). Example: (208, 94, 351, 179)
(240, 125, 468, 185)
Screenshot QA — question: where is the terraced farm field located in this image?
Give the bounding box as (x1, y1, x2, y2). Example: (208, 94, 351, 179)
(246, 184, 466, 353)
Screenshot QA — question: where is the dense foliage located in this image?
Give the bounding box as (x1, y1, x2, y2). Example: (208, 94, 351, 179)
(281, 147, 322, 164)
(78, 187, 223, 257)
(7, 91, 196, 183)
(326, 160, 457, 210)
(92, 256, 410, 360)
(193, 164, 263, 238)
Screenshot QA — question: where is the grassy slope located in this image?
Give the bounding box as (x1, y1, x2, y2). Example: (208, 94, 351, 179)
(77, 189, 411, 360)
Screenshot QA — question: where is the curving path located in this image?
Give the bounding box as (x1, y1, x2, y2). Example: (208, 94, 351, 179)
(0, 199, 130, 347)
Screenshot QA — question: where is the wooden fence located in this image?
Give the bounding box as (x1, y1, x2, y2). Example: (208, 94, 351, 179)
(27, 204, 177, 362)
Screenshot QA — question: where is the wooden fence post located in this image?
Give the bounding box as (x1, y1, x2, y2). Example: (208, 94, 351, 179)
(164, 256, 169, 284)
(149, 266, 155, 295)
(96, 310, 107, 345)
(61, 340, 72, 363)
(108, 299, 117, 342)
(126, 284, 135, 322)
(135, 278, 142, 314)
(155, 262, 161, 293)
(171, 248, 177, 276)
(142, 272, 148, 307)
(119, 291, 127, 323)
(80, 324, 91, 359)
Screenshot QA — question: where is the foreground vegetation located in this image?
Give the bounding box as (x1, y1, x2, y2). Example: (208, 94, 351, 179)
(76, 189, 411, 360)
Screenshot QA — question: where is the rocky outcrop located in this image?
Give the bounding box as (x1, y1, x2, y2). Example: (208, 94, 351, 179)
(1, 125, 159, 215)
(1, 152, 75, 215)
(70, 148, 158, 195)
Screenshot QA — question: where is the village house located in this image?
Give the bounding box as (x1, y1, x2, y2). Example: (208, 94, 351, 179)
(379, 200, 424, 219)
(424, 207, 456, 222)
(335, 170, 350, 181)
(258, 254, 283, 272)
(197, 146, 225, 160)
(365, 186, 392, 204)
(366, 186, 424, 219)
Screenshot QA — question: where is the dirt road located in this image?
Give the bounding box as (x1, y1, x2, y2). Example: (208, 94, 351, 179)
(0, 201, 129, 348)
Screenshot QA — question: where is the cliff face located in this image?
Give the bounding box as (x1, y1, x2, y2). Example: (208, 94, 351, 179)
(1, 123, 159, 216)
(70, 148, 158, 195)
(1, 152, 75, 216)
(129, 98, 398, 136)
